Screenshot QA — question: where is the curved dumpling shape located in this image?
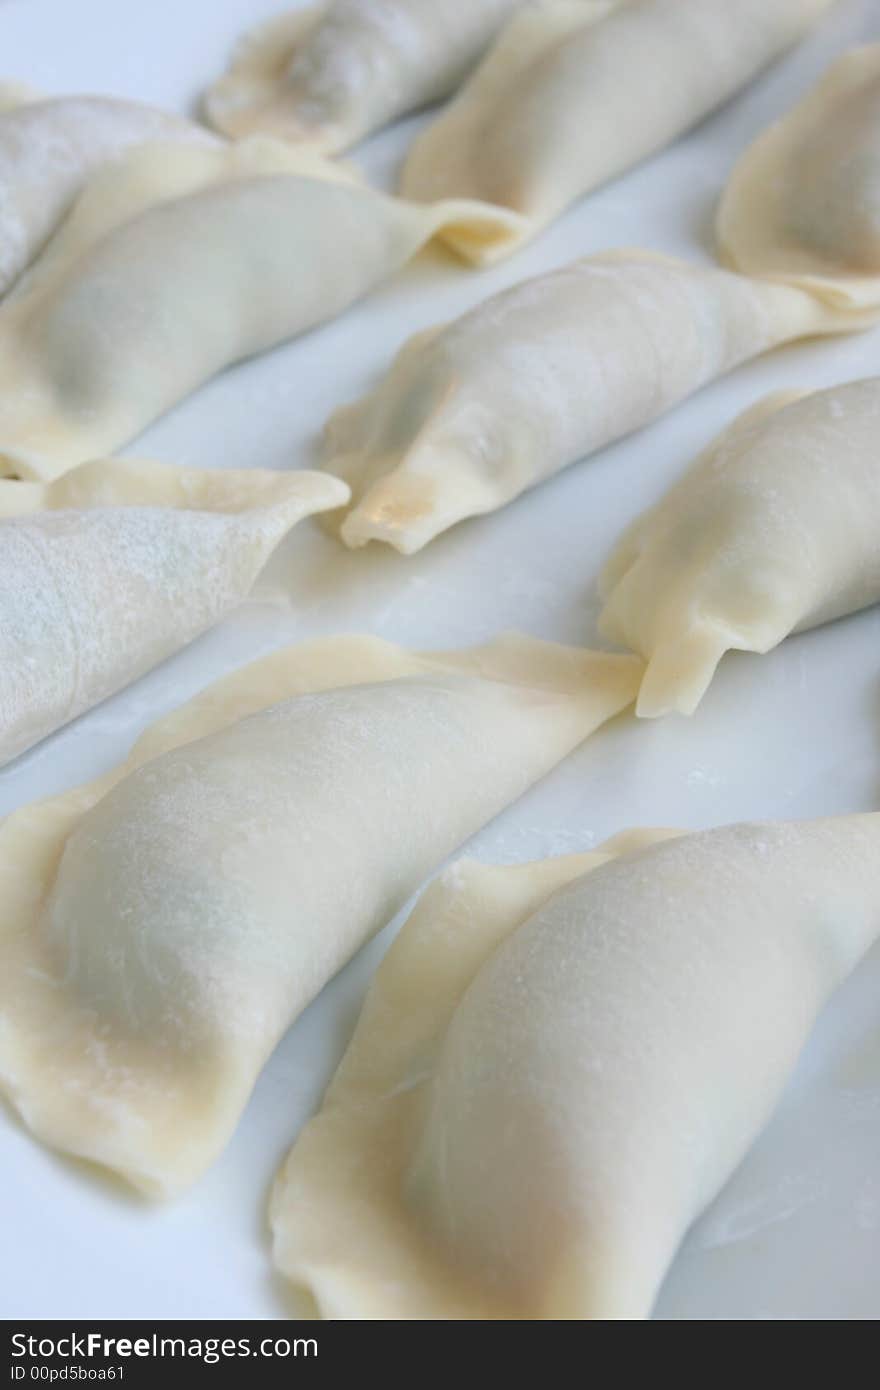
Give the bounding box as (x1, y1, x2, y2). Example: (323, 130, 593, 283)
(0, 144, 512, 481)
(321, 250, 857, 555)
(718, 46, 880, 310)
(272, 816, 880, 1319)
(0, 458, 347, 767)
(1, 135, 344, 310)
(401, 0, 833, 263)
(0, 92, 216, 298)
(599, 377, 880, 717)
(203, 0, 530, 153)
(0, 632, 639, 1196)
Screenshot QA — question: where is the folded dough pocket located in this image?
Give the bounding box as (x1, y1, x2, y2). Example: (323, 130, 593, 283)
(718, 46, 880, 311)
(0, 456, 348, 766)
(203, 0, 526, 155)
(272, 815, 880, 1319)
(599, 377, 880, 716)
(322, 250, 861, 555)
(401, 0, 833, 263)
(0, 135, 516, 479)
(0, 92, 216, 299)
(0, 632, 640, 1197)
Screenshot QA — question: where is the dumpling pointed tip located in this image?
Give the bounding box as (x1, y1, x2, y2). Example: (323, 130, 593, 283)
(283, 469, 352, 517)
(423, 199, 532, 267)
(339, 508, 427, 556)
(338, 472, 451, 555)
(634, 630, 728, 719)
(634, 688, 695, 720)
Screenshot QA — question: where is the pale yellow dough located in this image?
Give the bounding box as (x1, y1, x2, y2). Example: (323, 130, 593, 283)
(203, 0, 529, 154)
(718, 45, 880, 310)
(599, 377, 880, 717)
(322, 250, 866, 555)
(0, 91, 216, 298)
(0, 457, 347, 766)
(0, 632, 639, 1197)
(0, 138, 514, 480)
(402, 0, 833, 263)
(272, 816, 880, 1319)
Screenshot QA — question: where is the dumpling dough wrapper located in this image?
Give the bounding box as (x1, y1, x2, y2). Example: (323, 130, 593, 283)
(272, 816, 880, 1318)
(0, 457, 347, 766)
(401, 0, 833, 263)
(321, 250, 865, 555)
(599, 378, 880, 716)
(0, 632, 639, 1196)
(0, 138, 514, 480)
(0, 89, 216, 297)
(203, 0, 532, 154)
(718, 45, 880, 311)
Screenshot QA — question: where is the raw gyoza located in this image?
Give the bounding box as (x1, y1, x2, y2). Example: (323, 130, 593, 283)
(272, 816, 880, 1319)
(402, 0, 833, 263)
(0, 632, 639, 1196)
(599, 378, 880, 717)
(0, 140, 509, 480)
(0, 90, 215, 297)
(718, 44, 880, 311)
(0, 458, 347, 767)
(322, 250, 856, 555)
(203, 0, 529, 153)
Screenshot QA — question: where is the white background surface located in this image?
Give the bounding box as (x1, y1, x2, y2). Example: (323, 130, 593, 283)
(1, 0, 879, 1321)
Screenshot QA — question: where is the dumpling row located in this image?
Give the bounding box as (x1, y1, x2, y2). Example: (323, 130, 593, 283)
(1, 4, 865, 499)
(0, 632, 638, 1195)
(1, 0, 877, 1327)
(204, 0, 835, 263)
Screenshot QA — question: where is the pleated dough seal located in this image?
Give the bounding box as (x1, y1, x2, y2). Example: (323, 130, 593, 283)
(322, 250, 862, 555)
(0, 458, 348, 767)
(272, 816, 880, 1319)
(203, 0, 529, 154)
(0, 93, 217, 298)
(402, 0, 833, 263)
(599, 377, 880, 717)
(718, 46, 880, 310)
(0, 632, 640, 1196)
(0, 140, 518, 481)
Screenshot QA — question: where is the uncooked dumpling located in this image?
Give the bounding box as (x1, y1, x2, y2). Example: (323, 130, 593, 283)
(0, 91, 216, 297)
(599, 377, 880, 717)
(402, 0, 833, 263)
(322, 250, 860, 555)
(203, 0, 531, 153)
(0, 632, 639, 1196)
(272, 816, 880, 1319)
(718, 46, 880, 310)
(0, 457, 347, 767)
(0, 140, 512, 480)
